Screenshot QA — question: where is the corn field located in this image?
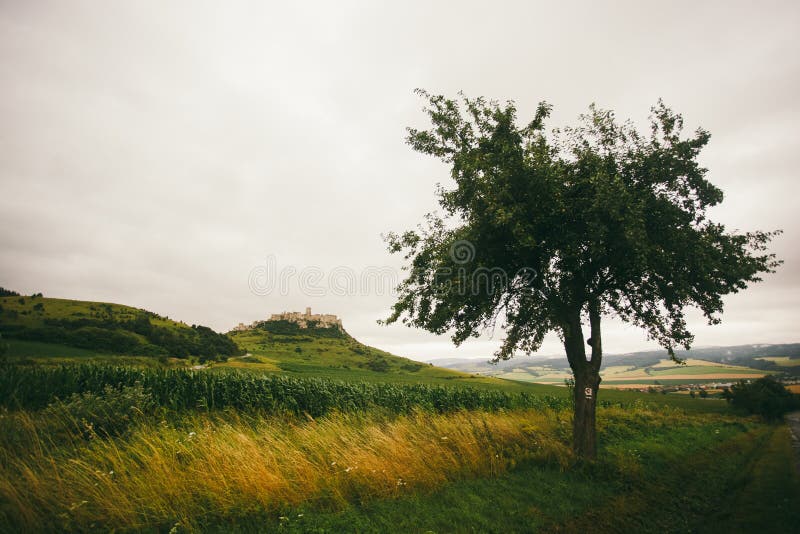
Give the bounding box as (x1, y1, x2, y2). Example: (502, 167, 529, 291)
(0, 365, 576, 415)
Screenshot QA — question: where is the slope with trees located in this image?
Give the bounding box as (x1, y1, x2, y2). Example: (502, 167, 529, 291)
(0, 293, 241, 361)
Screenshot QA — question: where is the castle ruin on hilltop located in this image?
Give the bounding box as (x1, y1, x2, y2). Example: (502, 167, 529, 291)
(269, 307, 342, 329)
(232, 307, 342, 332)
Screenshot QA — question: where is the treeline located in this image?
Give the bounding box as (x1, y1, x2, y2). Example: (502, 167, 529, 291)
(0, 311, 241, 361)
(0, 364, 575, 415)
(0, 287, 21, 297)
(0, 287, 42, 298)
(255, 319, 345, 338)
(723, 377, 800, 420)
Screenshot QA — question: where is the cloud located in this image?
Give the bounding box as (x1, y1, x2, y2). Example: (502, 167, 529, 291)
(1, 0, 798, 360)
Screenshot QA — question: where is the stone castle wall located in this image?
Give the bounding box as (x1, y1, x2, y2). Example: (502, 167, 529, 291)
(232, 308, 342, 332)
(268, 307, 342, 329)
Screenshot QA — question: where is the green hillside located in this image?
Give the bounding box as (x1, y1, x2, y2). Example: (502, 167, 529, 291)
(222, 319, 518, 389)
(0, 293, 240, 362)
(0, 289, 516, 390)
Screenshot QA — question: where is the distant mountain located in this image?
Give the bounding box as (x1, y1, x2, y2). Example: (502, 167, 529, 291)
(605, 344, 800, 370)
(434, 343, 800, 379)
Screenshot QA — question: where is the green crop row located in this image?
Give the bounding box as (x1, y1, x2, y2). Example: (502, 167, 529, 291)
(0, 364, 580, 415)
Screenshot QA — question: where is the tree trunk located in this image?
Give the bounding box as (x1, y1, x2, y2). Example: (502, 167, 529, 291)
(563, 302, 603, 459)
(572, 367, 601, 459)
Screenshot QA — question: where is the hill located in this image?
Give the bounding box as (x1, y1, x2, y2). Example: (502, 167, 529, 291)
(434, 343, 800, 388)
(4, 288, 788, 398)
(221, 318, 518, 389)
(0, 293, 240, 362)
(0, 291, 513, 389)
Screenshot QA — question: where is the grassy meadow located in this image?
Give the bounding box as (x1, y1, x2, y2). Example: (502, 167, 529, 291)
(0, 407, 570, 531)
(0, 361, 798, 532)
(1, 300, 799, 532)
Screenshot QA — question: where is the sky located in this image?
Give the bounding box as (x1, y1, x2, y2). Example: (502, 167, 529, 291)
(1, 1, 798, 361)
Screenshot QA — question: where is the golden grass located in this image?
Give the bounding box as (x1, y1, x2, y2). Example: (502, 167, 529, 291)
(0, 409, 571, 531)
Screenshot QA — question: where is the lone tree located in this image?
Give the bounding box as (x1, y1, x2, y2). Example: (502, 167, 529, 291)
(384, 90, 781, 459)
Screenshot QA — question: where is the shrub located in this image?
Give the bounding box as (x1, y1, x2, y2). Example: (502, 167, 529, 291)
(723, 377, 799, 421)
(366, 358, 390, 373)
(257, 319, 343, 338)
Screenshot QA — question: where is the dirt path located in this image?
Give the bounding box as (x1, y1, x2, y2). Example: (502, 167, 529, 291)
(787, 411, 800, 475)
(191, 353, 252, 370)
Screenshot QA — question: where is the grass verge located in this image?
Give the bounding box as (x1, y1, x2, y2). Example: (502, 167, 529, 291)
(1, 403, 783, 532)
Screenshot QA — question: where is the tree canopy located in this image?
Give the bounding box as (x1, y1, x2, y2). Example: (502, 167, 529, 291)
(385, 90, 781, 457)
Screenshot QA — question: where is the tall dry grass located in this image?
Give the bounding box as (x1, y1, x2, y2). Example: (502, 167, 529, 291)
(0, 408, 572, 531)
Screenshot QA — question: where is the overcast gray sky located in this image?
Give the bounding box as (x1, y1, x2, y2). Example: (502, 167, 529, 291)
(1, 0, 798, 360)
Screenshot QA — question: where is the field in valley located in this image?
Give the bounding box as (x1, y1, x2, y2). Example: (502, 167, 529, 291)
(474, 356, 786, 391)
(758, 356, 800, 367)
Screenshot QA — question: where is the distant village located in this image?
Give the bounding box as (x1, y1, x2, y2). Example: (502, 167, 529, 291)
(232, 307, 342, 332)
